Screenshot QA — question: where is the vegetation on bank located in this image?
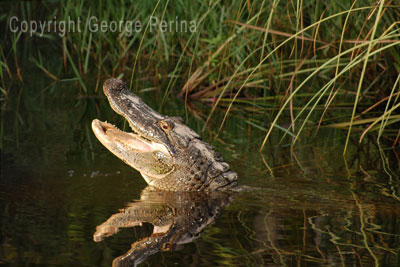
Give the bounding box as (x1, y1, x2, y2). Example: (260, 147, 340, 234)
(1, 0, 399, 152)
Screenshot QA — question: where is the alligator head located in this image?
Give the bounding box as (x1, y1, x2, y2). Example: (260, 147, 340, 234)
(92, 78, 237, 191)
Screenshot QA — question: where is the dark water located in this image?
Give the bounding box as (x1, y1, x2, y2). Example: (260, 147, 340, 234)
(1, 82, 400, 266)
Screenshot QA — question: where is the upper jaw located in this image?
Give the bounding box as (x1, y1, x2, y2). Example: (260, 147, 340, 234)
(102, 79, 178, 155)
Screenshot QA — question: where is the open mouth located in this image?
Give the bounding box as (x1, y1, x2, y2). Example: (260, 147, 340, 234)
(92, 119, 169, 154)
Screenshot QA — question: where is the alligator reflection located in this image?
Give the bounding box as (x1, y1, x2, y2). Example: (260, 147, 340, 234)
(93, 186, 232, 266)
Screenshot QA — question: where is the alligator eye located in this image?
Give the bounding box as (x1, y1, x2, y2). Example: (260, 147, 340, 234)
(159, 120, 172, 131)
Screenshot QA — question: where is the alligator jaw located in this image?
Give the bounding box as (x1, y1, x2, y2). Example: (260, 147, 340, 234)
(91, 119, 174, 178)
(92, 119, 169, 154)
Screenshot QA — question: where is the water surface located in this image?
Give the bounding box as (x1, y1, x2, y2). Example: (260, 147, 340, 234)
(1, 82, 399, 266)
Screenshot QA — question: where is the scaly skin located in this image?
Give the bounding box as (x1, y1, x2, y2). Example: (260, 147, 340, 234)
(92, 78, 238, 191)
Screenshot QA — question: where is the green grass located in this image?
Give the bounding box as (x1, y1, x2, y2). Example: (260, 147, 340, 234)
(1, 0, 400, 152)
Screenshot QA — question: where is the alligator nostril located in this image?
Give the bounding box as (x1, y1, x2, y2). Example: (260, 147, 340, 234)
(104, 78, 127, 93)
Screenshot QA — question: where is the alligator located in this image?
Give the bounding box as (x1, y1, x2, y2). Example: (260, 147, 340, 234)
(92, 78, 238, 191)
(94, 186, 231, 266)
